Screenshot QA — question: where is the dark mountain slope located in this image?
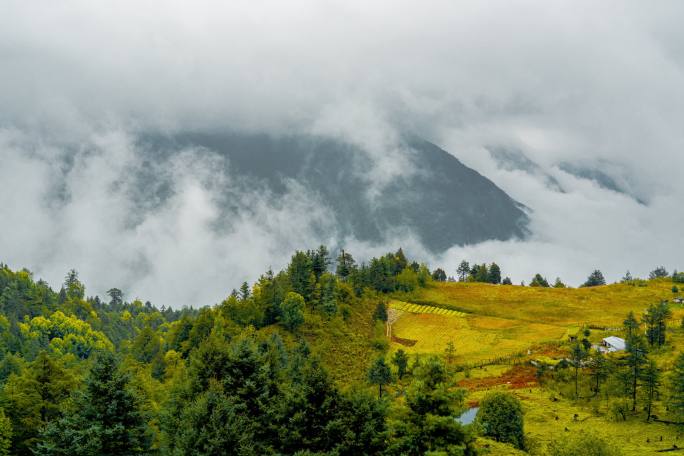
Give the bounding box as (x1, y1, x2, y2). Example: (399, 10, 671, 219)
(137, 132, 529, 252)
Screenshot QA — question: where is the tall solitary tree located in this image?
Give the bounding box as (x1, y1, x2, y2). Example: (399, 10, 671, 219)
(624, 311, 639, 339)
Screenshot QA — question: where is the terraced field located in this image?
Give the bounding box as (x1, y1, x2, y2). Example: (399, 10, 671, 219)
(388, 299, 467, 317)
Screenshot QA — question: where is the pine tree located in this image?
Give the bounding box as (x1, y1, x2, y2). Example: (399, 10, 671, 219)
(456, 261, 470, 282)
(670, 352, 684, 422)
(36, 351, 150, 455)
(392, 349, 409, 380)
(553, 277, 566, 288)
(642, 359, 660, 421)
(367, 357, 392, 398)
(582, 269, 606, 287)
(335, 249, 356, 280)
(0, 409, 11, 456)
(624, 335, 648, 412)
(488, 263, 502, 284)
(624, 311, 639, 339)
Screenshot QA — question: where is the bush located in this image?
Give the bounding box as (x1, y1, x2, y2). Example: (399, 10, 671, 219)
(608, 399, 630, 422)
(548, 432, 622, 455)
(476, 392, 524, 449)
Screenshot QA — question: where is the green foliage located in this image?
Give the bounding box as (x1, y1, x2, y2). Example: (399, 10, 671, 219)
(36, 351, 150, 455)
(281, 292, 305, 331)
(673, 270, 684, 283)
(18, 311, 113, 359)
(0, 409, 11, 456)
(367, 356, 393, 397)
(649, 266, 669, 279)
(0, 352, 78, 455)
(553, 277, 566, 288)
(432, 268, 447, 282)
(642, 301, 671, 347)
(374, 301, 388, 322)
(392, 349, 409, 380)
(669, 352, 684, 421)
(582, 269, 606, 287)
(476, 392, 524, 449)
(547, 432, 622, 456)
(529, 274, 550, 288)
(457, 261, 470, 282)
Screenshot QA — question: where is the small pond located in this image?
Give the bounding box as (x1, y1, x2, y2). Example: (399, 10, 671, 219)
(456, 407, 479, 425)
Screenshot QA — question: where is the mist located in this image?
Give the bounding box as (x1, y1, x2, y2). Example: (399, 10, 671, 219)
(1, 1, 683, 307)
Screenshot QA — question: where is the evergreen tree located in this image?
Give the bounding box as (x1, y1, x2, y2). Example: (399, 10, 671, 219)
(622, 270, 633, 282)
(529, 274, 550, 287)
(281, 292, 305, 331)
(624, 335, 648, 411)
(649, 266, 669, 279)
(392, 349, 409, 380)
(624, 311, 639, 338)
(488, 263, 502, 284)
(642, 301, 671, 347)
(553, 277, 566, 288)
(0, 409, 11, 456)
(669, 352, 684, 421)
(388, 357, 473, 455)
(431, 268, 447, 282)
(367, 357, 392, 398)
(502, 277, 513, 285)
(456, 261, 470, 282)
(582, 270, 606, 287)
(320, 273, 337, 317)
(106, 288, 123, 307)
(569, 341, 587, 399)
(588, 349, 609, 395)
(335, 249, 356, 280)
(239, 281, 250, 301)
(374, 301, 388, 322)
(288, 251, 315, 302)
(642, 359, 660, 421)
(311, 245, 331, 280)
(2, 352, 77, 455)
(36, 351, 150, 455)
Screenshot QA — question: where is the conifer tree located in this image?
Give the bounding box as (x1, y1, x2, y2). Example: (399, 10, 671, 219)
(670, 352, 684, 422)
(36, 351, 150, 455)
(392, 349, 409, 380)
(368, 357, 393, 398)
(642, 359, 660, 421)
(0, 409, 11, 456)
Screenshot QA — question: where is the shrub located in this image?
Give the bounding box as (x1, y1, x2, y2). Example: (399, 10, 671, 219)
(548, 431, 622, 456)
(476, 392, 524, 449)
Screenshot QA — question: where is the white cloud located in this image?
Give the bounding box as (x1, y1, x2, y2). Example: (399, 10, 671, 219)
(1, 1, 683, 303)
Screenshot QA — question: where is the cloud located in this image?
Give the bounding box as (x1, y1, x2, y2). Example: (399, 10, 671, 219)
(1, 1, 683, 303)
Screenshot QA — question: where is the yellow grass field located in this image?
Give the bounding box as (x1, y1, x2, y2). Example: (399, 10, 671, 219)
(387, 280, 684, 364)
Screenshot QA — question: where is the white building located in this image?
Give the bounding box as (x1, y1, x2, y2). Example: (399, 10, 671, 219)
(600, 336, 626, 353)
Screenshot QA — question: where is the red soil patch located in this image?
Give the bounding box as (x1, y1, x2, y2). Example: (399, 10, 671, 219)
(458, 365, 537, 391)
(391, 335, 417, 346)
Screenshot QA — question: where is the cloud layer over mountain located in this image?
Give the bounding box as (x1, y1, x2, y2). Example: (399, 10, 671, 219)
(1, 1, 683, 306)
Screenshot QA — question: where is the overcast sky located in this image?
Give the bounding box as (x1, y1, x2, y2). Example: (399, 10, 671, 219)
(1, 1, 683, 307)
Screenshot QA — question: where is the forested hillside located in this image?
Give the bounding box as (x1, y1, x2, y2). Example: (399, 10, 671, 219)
(2, 250, 684, 455)
(0, 248, 480, 455)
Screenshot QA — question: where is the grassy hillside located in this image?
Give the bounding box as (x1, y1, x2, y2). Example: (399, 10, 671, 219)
(384, 279, 684, 455)
(388, 280, 682, 363)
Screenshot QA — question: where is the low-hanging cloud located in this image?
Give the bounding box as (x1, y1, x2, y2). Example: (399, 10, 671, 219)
(1, 1, 683, 305)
